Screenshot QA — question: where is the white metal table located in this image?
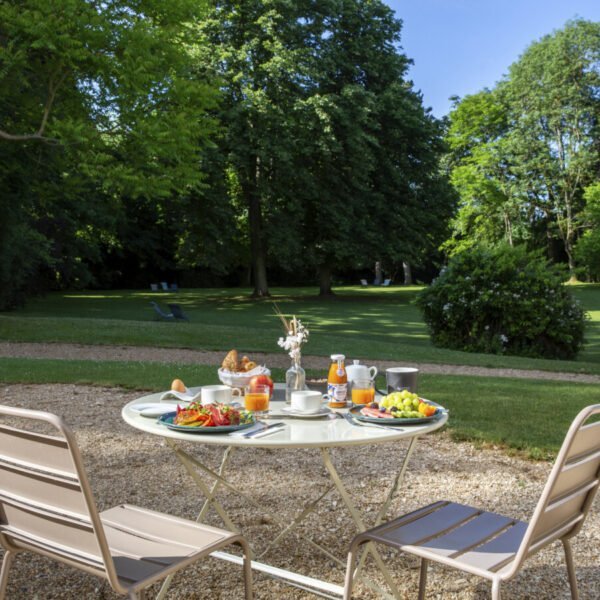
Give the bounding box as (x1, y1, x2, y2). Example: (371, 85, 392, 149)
(122, 388, 448, 598)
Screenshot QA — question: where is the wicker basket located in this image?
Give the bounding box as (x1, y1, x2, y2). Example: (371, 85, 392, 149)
(217, 365, 271, 388)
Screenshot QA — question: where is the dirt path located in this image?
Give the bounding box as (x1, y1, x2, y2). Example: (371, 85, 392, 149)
(1, 341, 599, 384)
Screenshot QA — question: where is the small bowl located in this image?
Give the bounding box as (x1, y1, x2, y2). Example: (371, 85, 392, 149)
(217, 366, 271, 388)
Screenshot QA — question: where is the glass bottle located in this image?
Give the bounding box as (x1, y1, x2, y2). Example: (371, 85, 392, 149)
(285, 356, 306, 404)
(327, 354, 348, 408)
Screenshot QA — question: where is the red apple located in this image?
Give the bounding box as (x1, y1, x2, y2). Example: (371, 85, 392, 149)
(249, 374, 274, 397)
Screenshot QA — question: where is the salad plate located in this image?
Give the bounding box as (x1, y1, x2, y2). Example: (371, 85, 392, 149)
(349, 402, 444, 426)
(158, 411, 256, 434)
(279, 406, 331, 418)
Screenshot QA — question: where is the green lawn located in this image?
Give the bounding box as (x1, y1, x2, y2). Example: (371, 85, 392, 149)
(1, 284, 599, 374)
(1, 356, 596, 460)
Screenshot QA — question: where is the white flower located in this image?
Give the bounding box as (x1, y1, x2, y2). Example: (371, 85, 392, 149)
(500, 334, 509, 344)
(278, 318, 309, 360)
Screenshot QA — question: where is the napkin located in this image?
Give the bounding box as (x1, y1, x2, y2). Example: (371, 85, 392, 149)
(159, 389, 202, 403)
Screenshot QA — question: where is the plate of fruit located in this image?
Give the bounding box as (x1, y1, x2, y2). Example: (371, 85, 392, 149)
(158, 402, 256, 434)
(218, 349, 271, 387)
(350, 390, 445, 425)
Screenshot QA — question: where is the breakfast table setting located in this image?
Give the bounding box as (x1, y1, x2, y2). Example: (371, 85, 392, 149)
(121, 345, 449, 599)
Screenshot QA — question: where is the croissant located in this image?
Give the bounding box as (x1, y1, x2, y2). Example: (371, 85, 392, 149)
(222, 349, 238, 372)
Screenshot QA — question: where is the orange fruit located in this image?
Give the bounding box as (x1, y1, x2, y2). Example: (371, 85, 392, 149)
(171, 378, 186, 393)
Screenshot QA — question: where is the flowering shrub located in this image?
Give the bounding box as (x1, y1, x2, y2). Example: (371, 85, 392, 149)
(417, 245, 587, 359)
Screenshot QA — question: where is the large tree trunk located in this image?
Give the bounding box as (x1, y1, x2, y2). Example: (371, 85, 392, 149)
(402, 262, 413, 285)
(245, 157, 270, 297)
(318, 264, 334, 296)
(374, 261, 382, 285)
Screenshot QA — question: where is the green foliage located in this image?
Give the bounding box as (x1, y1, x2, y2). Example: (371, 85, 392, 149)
(417, 245, 587, 359)
(575, 183, 600, 281)
(445, 20, 600, 274)
(0, 0, 218, 307)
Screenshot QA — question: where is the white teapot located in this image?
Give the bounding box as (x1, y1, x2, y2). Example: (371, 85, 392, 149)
(346, 360, 378, 383)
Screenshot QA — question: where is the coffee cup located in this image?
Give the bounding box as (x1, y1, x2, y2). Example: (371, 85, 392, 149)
(201, 385, 241, 405)
(291, 390, 323, 414)
(385, 367, 419, 393)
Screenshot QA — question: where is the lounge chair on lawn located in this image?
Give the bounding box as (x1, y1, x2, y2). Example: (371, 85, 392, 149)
(360, 279, 368, 287)
(170, 283, 179, 292)
(150, 301, 174, 320)
(150, 283, 159, 292)
(381, 278, 392, 286)
(344, 403, 600, 600)
(168, 303, 189, 321)
(160, 281, 169, 291)
(0, 405, 253, 599)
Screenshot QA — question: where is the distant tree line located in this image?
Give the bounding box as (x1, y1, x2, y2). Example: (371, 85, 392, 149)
(0, 0, 455, 308)
(2, 4, 597, 311)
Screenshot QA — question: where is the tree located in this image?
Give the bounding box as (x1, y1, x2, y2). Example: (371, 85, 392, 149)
(445, 20, 600, 273)
(575, 182, 600, 281)
(0, 0, 217, 307)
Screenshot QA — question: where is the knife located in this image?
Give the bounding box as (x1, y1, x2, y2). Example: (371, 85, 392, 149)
(343, 412, 402, 432)
(243, 422, 285, 438)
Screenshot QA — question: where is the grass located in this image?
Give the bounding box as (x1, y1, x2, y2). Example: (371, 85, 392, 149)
(1, 356, 597, 460)
(1, 284, 599, 374)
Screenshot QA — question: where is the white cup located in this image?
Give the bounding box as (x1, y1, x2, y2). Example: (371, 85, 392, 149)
(291, 390, 323, 414)
(201, 385, 241, 405)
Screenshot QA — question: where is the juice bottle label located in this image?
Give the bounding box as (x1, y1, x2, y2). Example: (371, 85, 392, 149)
(327, 382, 347, 402)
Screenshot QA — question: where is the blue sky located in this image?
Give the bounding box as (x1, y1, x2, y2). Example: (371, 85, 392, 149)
(385, 0, 600, 117)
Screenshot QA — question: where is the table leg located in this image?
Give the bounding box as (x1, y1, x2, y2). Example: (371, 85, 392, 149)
(320, 448, 401, 599)
(196, 445, 235, 524)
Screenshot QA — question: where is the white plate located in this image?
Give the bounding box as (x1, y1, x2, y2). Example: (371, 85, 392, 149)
(130, 403, 179, 418)
(280, 406, 331, 418)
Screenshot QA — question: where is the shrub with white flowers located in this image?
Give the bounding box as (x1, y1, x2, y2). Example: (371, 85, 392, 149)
(417, 244, 587, 359)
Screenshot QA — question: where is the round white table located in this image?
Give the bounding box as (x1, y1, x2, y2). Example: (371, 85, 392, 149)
(122, 388, 448, 598)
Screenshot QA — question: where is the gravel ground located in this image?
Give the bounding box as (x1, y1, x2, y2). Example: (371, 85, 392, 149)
(0, 384, 598, 599)
(1, 342, 600, 384)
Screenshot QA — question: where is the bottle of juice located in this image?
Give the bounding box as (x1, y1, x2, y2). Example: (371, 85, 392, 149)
(327, 354, 348, 408)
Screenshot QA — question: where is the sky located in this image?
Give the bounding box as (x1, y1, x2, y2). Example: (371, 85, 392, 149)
(385, 0, 600, 118)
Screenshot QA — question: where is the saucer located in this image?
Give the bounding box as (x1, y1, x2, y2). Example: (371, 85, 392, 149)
(281, 406, 331, 418)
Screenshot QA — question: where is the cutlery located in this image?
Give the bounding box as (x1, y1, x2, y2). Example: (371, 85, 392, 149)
(243, 422, 285, 438)
(343, 412, 403, 432)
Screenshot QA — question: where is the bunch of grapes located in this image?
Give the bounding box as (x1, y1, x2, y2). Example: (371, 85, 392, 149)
(380, 390, 422, 418)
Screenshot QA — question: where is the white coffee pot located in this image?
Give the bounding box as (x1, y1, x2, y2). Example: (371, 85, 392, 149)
(346, 360, 378, 383)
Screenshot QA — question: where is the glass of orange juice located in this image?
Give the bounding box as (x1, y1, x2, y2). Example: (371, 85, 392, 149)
(351, 379, 375, 405)
(244, 384, 270, 416)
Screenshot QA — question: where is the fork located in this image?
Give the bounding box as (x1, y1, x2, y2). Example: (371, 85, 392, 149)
(343, 412, 403, 432)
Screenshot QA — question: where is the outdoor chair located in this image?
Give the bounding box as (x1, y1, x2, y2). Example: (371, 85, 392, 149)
(150, 301, 173, 320)
(149, 283, 159, 292)
(160, 281, 169, 291)
(360, 279, 368, 287)
(381, 279, 392, 286)
(168, 303, 189, 321)
(344, 404, 600, 600)
(0, 405, 253, 599)
(170, 283, 179, 292)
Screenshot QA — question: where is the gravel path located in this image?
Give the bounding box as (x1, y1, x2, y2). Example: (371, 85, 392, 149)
(1, 342, 600, 384)
(0, 384, 598, 599)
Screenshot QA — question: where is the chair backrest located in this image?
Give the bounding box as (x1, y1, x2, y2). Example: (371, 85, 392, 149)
(160, 282, 169, 291)
(0, 405, 125, 593)
(360, 279, 368, 286)
(510, 404, 600, 575)
(150, 283, 159, 292)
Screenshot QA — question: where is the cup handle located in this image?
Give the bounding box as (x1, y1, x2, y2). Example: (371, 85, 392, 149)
(369, 366, 378, 380)
(231, 388, 243, 398)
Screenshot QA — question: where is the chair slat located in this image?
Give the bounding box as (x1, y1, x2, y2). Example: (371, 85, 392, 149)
(0, 425, 76, 477)
(0, 462, 88, 518)
(456, 521, 527, 572)
(566, 421, 600, 461)
(1, 501, 101, 560)
(377, 502, 479, 546)
(532, 479, 598, 543)
(420, 511, 516, 558)
(549, 452, 600, 501)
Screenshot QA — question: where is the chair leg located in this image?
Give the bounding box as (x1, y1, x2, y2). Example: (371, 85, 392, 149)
(491, 578, 501, 600)
(237, 538, 254, 600)
(128, 590, 145, 600)
(0, 550, 15, 600)
(343, 537, 366, 600)
(562, 538, 579, 600)
(417, 558, 429, 600)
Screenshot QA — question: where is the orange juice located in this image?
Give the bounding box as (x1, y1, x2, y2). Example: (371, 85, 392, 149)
(351, 386, 375, 405)
(327, 354, 348, 407)
(244, 392, 269, 412)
